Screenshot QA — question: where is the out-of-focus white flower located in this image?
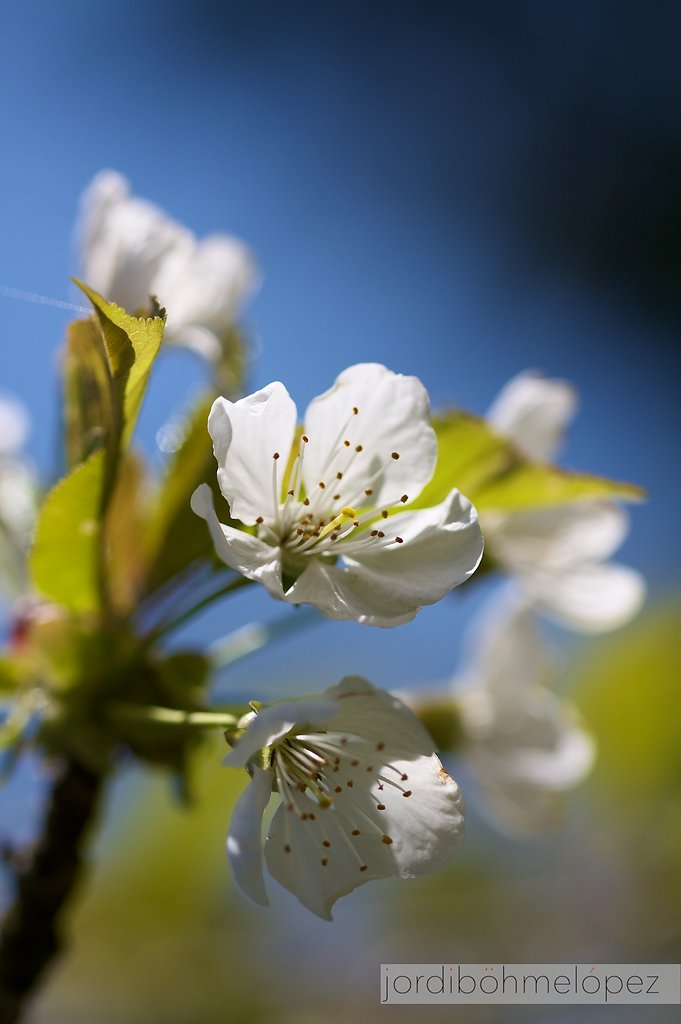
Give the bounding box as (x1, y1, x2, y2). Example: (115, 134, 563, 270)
(225, 676, 464, 920)
(454, 588, 596, 834)
(0, 394, 37, 606)
(483, 371, 645, 633)
(77, 170, 257, 368)
(192, 362, 483, 626)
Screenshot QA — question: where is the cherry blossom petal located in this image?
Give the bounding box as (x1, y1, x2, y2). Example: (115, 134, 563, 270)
(263, 678, 464, 919)
(190, 484, 283, 595)
(529, 562, 646, 633)
(484, 502, 631, 572)
(301, 364, 437, 509)
(226, 766, 274, 907)
(207, 383, 297, 524)
(486, 370, 577, 462)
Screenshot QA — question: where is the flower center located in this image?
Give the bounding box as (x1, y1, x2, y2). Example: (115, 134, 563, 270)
(269, 729, 414, 870)
(255, 404, 410, 560)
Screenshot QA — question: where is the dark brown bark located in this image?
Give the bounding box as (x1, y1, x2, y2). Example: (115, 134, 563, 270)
(0, 758, 102, 1024)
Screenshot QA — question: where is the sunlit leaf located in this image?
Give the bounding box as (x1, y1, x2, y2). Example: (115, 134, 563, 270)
(29, 450, 106, 612)
(62, 316, 116, 467)
(415, 410, 644, 512)
(104, 452, 150, 615)
(74, 279, 166, 449)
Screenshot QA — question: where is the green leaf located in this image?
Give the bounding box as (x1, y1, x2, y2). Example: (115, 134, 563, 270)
(104, 452, 150, 615)
(29, 450, 106, 612)
(74, 279, 166, 449)
(0, 656, 23, 695)
(415, 410, 644, 512)
(62, 316, 115, 467)
(473, 462, 644, 511)
(144, 395, 234, 593)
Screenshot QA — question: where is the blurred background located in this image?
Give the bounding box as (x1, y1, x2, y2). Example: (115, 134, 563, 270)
(1, 1, 680, 1021)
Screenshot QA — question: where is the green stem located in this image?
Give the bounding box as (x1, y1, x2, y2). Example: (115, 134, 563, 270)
(108, 703, 243, 730)
(143, 574, 253, 644)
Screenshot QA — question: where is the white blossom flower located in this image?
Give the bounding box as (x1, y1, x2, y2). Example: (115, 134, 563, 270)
(191, 363, 484, 626)
(454, 588, 595, 834)
(225, 676, 465, 919)
(0, 395, 37, 607)
(483, 371, 645, 632)
(77, 170, 257, 369)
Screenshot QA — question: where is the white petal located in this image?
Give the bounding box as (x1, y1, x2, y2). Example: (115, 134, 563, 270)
(223, 697, 338, 767)
(458, 584, 552, 693)
(156, 234, 257, 338)
(78, 170, 193, 313)
(293, 489, 482, 625)
(0, 395, 30, 456)
(207, 383, 297, 525)
(463, 694, 596, 835)
(266, 683, 464, 918)
(484, 501, 630, 573)
(226, 767, 274, 907)
(486, 371, 577, 461)
(190, 484, 283, 596)
(285, 558, 418, 627)
(530, 562, 646, 633)
(301, 364, 437, 508)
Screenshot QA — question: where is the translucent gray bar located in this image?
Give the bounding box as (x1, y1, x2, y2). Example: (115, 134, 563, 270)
(380, 964, 681, 1004)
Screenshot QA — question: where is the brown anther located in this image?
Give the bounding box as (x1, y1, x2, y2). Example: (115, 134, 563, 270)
(352, 406, 358, 415)
(366, 766, 373, 772)
(359, 865, 368, 872)
(302, 434, 309, 443)
(273, 452, 280, 460)
(381, 510, 389, 519)
(303, 497, 310, 506)
(377, 803, 386, 811)
(333, 495, 341, 501)
(321, 858, 328, 866)
(318, 481, 326, 489)
(353, 520, 360, 527)
(336, 472, 343, 479)
(284, 844, 291, 853)
(355, 444, 363, 452)
(330, 532, 339, 540)
(351, 759, 359, 767)
(382, 835, 393, 845)
(335, 786, 342, 793)
(377, 531, 385, 538)
(351, 829, 360, 836)
(395, 536, 404, 544)
(365, 488, 373, 496)
(323, 840, 331, 848)
(370, 529, 379, 537)
(287, 489, 294, 496)
(400, 494, 408, 503)
(256, 516, 264, 524)
(301, 813, 308, 820)
(343, 439, 350, 447)
(391, 452, 400, 460)
(347, 780, 354, 788)
(308, 813, 316, 820)
(401, 773, 408, 781)
(376, 742, 385, 750)
(402, 790, 412, 798)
